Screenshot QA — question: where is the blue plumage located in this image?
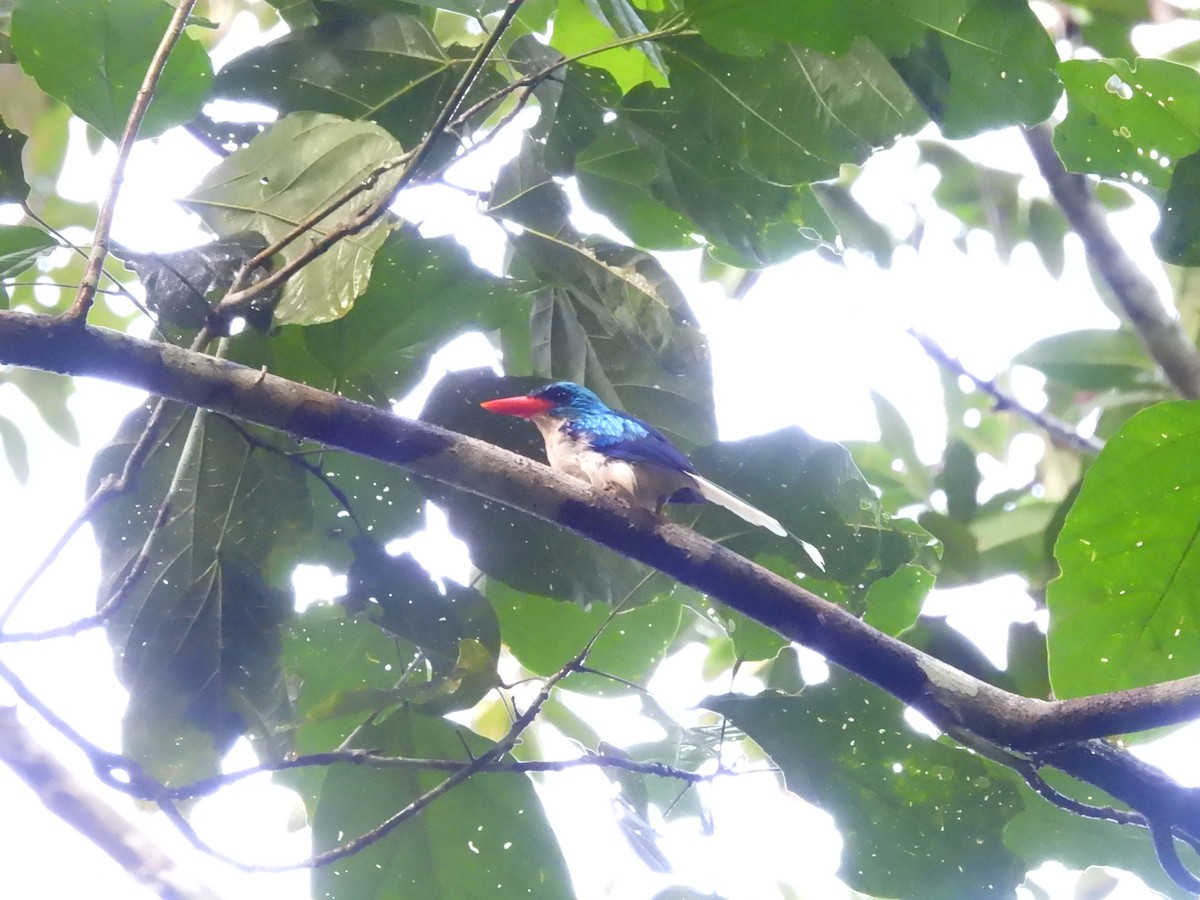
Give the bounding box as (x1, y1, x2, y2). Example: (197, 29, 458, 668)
(481, 381, 785, 535)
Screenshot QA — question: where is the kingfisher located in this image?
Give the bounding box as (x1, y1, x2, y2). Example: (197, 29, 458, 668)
(481, 382, 786, 536)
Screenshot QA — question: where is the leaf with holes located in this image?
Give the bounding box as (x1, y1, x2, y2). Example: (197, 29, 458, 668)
(1056, 58, 1200, 191)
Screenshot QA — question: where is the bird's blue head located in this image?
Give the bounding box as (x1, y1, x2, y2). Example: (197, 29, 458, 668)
(481, 381, 607, 420)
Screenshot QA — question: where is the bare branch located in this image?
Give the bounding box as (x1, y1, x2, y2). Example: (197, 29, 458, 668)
(0, 706, 223, 900)
(1023, 124, 1200, 399)
(908, 328, 1104, 455)
(64, 0, 201, 321)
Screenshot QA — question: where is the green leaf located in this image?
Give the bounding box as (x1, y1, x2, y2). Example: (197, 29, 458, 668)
(1154, 149, 1200, 265)
(705, 675, 1026, 898)
(862, 564, 933, 636)
(303, 231, 532, 405)
(10, 0, 213, 142)
(1048, 401, 1200, 697)
(184, 112, 403, 325)
(0, 224, 54, 277)
(209, 12, 501, 153)
(491, 163, 717, 447)
(88, 404, 311, 780)
(888, 0, 1059, 138)
(277, 603, 407, 802)
(550, 0, 667, 93)
(689, 595, 789, 662)
(0, 117, 28, 202)
(489, 580, 684, 692)
(0, 413, 29, 482)
(311, 708, 571, 899)
(1014, 328, 1155, 391)
(1056, 58, 1200, 191)
(686, 0, 1059, 139)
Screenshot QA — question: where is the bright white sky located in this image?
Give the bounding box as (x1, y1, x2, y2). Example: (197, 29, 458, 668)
(2, 6, 1199, 900)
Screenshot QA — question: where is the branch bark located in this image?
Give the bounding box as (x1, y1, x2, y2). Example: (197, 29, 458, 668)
(0, 706, 222, 900)
(1024, 124, 1200, 399)
(3, 309, 1200, 845)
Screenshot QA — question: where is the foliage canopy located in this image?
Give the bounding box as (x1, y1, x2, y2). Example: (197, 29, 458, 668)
(4, 0, 1200, 897)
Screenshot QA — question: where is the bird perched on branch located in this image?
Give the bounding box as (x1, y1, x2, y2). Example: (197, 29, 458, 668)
(481, 381, 786, 536)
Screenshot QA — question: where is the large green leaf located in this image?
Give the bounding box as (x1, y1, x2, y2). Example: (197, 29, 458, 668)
(582, 37, 924, 266)
(489, 580, 684, 692)
(705, 676, 1027, 898)
(885, 0, 1059, 138)
(184, 112, 403, 325)
(350, 545, 501, 677)
(302, 231, 532, 405)
(88, 404, 311, 781)
(208, 12, 502, 155)
(10, 0, 212, 141)
(1048, 401, 1200, 697)
(1014, 328, 1156, 391)
(311, 708, 571, 899)
(686, 0, 1059, 138)
(1056, 58, 1200, 191)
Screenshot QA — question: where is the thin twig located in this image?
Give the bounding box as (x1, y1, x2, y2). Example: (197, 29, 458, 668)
(1023, 124, 1200, 399)
(64, 0, 200, 321)
(20, 202, 152, 322)
(159, 602, 622, 872)
(164, 751, 707, 801)
(908, 328, 1105, 456)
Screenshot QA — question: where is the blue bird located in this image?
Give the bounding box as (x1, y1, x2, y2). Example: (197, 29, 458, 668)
(481, 382, 786, 536)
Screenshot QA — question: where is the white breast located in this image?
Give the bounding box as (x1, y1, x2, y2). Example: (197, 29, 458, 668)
(532, 415, 690, 511)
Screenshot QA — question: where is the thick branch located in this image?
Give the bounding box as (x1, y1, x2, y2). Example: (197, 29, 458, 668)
(5, 310, 1200, 846)
(0, 706, 222, 900)
(1023, 124, 1200, 399)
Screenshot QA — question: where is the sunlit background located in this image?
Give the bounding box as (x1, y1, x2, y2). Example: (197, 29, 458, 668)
(4, 3, 1200, 898)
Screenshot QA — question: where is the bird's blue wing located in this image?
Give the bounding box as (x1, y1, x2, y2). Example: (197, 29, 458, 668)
(569, 409, 696, 473)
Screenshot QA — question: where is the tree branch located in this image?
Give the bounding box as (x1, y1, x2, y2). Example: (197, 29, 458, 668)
(0, 706, 223, 900)
(65, 0, 200, 321)
(907, 328, 1104, 455)
(1023, 124, 1200, 399)
(5, 310, 1200, 846)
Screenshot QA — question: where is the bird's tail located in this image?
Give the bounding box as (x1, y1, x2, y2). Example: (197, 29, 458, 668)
(689, 474, 786, 537)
